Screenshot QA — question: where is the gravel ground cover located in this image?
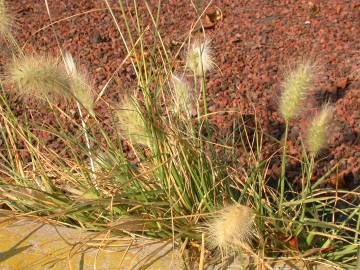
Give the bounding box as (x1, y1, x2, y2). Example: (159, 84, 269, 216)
(2, 0, 360, 187)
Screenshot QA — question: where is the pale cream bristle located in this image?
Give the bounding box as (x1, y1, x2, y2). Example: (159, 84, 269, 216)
(63, 52, 94, 114)
(170, 74, 194, 115)
(7, 54, 72, 100)
(279, 61, 315, 122)
(305, 104, 334, 156)
(186, 39, 214, 76)
(0, 0, 13, 38)
(207, 204, 255, 252)
(116, 96, 151, 146)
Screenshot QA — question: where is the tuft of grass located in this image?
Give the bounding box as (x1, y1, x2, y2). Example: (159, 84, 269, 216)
(278, 60, 317, 216)
(0, 1, 358, 269)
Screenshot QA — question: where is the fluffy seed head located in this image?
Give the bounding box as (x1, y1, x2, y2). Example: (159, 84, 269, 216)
(305, 104, 334, 156)
(63, 52, 94, 114)
(186, 39, 213, 76)
(170, 74, 194, 114)
(0, 0, 13, 38)
(207, 204, 255, 252)
(7, 54, 72, 100)
(279, 61, 315, 122)
(116, 96, 151, 146)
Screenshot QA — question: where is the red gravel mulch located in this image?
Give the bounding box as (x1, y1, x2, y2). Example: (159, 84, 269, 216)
(2, 0, 360, 188)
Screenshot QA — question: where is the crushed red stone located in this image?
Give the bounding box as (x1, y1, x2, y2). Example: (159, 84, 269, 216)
(2, 0, 359, 188)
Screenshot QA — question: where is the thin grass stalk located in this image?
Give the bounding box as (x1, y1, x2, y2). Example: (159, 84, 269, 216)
(144, 0, 170, 63)
(295, 155, 315, 237)
(116, 0, 145, 89)
(305, 156, 315, 194)
(133, 0, 149, 86)
(43, 2, 97, 192)
(194, 74, 201, 126)
(76, 102, 97, 189)
(199, 55, 209, 133)
(279, 121, 289, 217)
(44, 101, 96, 189)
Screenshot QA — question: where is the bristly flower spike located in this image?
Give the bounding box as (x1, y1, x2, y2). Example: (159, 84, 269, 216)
(186, 39, 214, 76)
(7, 54, 72, 100)
(63, 52, 94, 114)
(207, 204, 256, 253)
(279, 61, 315, 122)
(0, 0, 13, 38)
(170, 74, 194, 115)
(116, 96, 151, 147)
(305, 103, 334, 157)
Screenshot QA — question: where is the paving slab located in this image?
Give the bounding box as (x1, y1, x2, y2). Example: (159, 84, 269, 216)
(0, 217, 181, 270)
(0, 216, 340, 270)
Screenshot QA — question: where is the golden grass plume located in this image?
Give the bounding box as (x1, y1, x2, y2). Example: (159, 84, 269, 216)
(279, 61, 315, 122)
(7, 54, 72, 100)
(116, 95, 152, 146)
(0, 0, 13, 38)
(207, 204, 256, 252)
(63, 52, 94, 114)
(170, 74, 194, 115)
(305, 104, 334, 156)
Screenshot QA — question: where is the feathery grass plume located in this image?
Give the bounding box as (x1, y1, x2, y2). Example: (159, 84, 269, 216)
(0, 0, 13, 38)
(186, 39, 213, 76)
(207, 204, 256, 252)
(0, 0, 21, 55)
(279, 61, 315, 122)
(305, 104, 334, 156)
(63, 52, 94, 114)
(7, 54, 72, 100)
(116, 95, 151, 146)
(170, 74, 194, 114)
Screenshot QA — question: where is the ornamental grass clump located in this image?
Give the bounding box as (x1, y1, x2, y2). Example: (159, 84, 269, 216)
(7, 54, 72, 101)
(279, 61, 315, 122)
(186, 39, 214, 77)
(116, 96, 151, 147)
(207, 204, 256, 253)
(1, 2, 359, 268)
(305, 104, 334, 157)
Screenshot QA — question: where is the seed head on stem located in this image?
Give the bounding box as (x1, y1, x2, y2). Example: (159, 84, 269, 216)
(63, 52, 94, 114)
(279, 61, 315, 122)
(186, 39, 214, 76)
(7, 54, 72, 101)
(207, 204, 256, 253)
(0, 0, 13, 38)
(116, 96, 151, 147)
(305, 104, 334, 157)
(170, 74, 194, 115)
